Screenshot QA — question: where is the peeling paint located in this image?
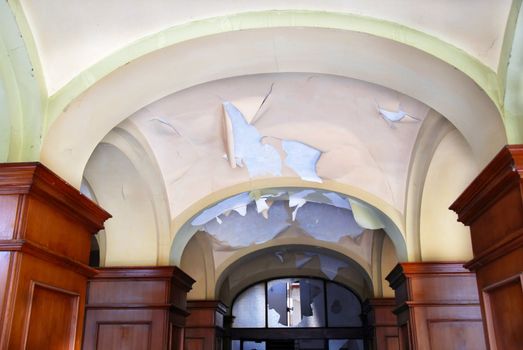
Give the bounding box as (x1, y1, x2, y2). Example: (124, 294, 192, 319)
(282, 140, 322, 183)
(223, 101, 281, 177)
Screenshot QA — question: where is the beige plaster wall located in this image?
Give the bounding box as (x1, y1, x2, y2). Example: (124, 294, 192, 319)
(419, 129, 478, 261)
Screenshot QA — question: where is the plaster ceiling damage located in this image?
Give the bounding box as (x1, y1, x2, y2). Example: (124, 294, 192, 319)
(191, 189, 381, 251)
(128, 73, 430, 218)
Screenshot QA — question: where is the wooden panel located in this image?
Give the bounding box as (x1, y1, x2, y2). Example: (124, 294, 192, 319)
(185, 301, 227, 350)
(386, 263, 486, 350)
(0, 252, 12, 322)
(25, 283, 79, 350)
(97, 323, 151, 350)
(363, 298, 399, 350)
(451, 145, 523, 349)
(25, 195, 93, 263)
(88, 280, 169, 304)
(386, 336, 400, 350)
(185, 337, 205, 350)
(84, 309, 166, 350)
(483, 274, 523, 350)
(427, 320, 484, 350)
(0, 163, 111, 350)
(83, 267, 194, 350)
(0, 195, 19, 239)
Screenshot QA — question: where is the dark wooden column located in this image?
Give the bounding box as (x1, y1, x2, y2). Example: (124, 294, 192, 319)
(0, 162, 111, 349)
(386, 262, 485, 350)
(450, 145, 523, 349)
(185, 300, 228, 350)
(363, 298, 399, 350)
(83, 266, 195, 350)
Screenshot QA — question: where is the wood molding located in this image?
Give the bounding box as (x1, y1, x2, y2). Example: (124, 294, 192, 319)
(0, 240, 97, 277)
(386, 262, 485, 349)
(464, 228, 523, 270)
(386, 262, 470, 289)
(0, 162, 111, 231)
(187, 300, 228, 315)
(450, 145, 523, 225)
(449, 145, 523, 349)
(93, 266, 194, 292)
(0, 162, 111, 349)
(83, 266, 195, 350)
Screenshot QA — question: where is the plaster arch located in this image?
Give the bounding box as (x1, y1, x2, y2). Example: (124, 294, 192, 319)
(168, 180, 407, 266)
(214, 244, 374, 304)
(40, 26, 506, 190)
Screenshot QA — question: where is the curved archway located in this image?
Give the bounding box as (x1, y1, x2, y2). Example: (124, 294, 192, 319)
(41, 27, 505, 189)
(170, 183, 407, 266)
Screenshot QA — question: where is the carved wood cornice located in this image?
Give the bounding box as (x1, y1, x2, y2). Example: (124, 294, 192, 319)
(450, 145, 523, 225)
(0, 162, 111, 232)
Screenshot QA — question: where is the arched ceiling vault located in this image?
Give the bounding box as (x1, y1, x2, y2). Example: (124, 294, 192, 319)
(1, 1, 522, 167)
(42, 27, 506, 189)
(0, 2, 521, 271)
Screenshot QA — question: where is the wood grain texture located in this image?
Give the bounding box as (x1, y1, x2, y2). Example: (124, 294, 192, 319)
(450, 145, 523, 350)
(83, 266, 194, 350)
(386, 262, 486, 350)
(185, 301, 227, 350)
(363, 298, 399, 350)
(0, 162, 110, 349)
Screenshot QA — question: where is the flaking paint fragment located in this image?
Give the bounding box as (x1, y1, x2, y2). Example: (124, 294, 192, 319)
(318, 255, 349, 280)
(191, 192, 252, 226)
(223, 102, 281, 177)
(282, 140, 322, 183)
(296, 202, 364, 242)
(203, 202, 290, 248)
(378, 107, 421, 127)
(324, 192, 351, 210)
(289, 189, 315, 221)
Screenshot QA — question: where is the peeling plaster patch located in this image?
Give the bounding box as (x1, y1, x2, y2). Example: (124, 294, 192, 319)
(296, 203, 364, 243)
(288, 189, 315, 221)
(324, 192, 351, 210)
(378, 107, 421, 127)
(348, 198, 385, 230)
(318, 255, 349, 280)
(191, 192, 251, 226)
(282, 140, 322, 183)
(223, 102, 281, 177)
(203, 202, 290, 248)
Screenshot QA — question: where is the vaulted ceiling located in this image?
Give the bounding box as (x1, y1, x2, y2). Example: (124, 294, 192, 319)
(1, 1, 522, 299)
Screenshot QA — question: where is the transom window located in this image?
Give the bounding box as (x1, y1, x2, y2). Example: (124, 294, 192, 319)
(232, 278, 362, 329)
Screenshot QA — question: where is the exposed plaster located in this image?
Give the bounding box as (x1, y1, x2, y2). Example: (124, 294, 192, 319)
(223, 101, 282, 177)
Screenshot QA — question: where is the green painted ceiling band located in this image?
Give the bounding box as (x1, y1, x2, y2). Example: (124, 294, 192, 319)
(504, 1, 523, 143)
(0, 1, 43, 161)
(45, 10, 502, 134)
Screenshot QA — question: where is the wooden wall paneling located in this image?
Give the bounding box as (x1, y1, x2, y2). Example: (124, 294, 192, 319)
(185, 300, 228, 350)
(451, 145, 523, 349)
(0, 163, 110, 349)
(363, 298, 399, 350)
(386, 262, 486, 350)
(83, 266, 194, 350)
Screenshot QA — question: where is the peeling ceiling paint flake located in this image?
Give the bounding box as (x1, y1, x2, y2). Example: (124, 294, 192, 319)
(347, 198, 385, 230)
(323, 192, 351, 210)
(223, 102, 281, 177)
(191, 192, 252, 226)
(377, 106, 421, 127)
(318, 255, 348, 280)
(282, 140, 322, 183)
(288, 189, 315, 221)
